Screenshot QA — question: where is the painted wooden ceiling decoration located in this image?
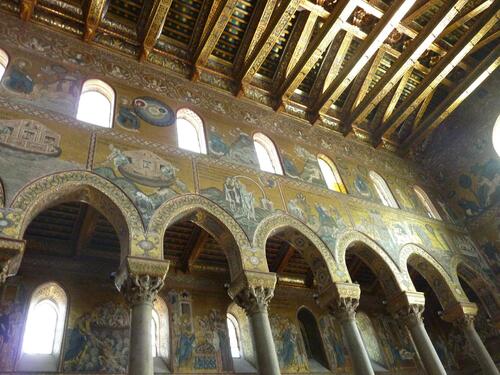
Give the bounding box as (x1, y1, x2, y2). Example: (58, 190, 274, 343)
(4, 0, 499, 153)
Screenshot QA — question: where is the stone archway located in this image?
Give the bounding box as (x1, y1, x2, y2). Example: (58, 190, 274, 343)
(400, 244, 468, 310)
(148, 194, 257, 279)
(336, 230, 409, 297)
(452, 256, 500, 319)
(10, 171, 145, 262)
(253, 213, 342, 290)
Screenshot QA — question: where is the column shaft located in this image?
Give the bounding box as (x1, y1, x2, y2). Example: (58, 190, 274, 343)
(248, 309, 281, 375)
(129, 301, 154, 375)
(463, 322, 499, 375)
(340, 317, 375, 375)
(407, 319, 446, 375)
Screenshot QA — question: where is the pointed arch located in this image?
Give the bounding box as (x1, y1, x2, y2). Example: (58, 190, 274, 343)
(335, 230, 408, 296)
(451, 256, 500, 319)
(369, 171, 399, 208)
(400, 244, 467, 309)
(147, 194, 257, 278)
(10, 171, 144, 261)
(0, 48, 9, 81)
(253, 213, 342, 288)
(413, 185, 441, 220)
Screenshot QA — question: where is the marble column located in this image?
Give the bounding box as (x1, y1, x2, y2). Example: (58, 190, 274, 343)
(456, 315, 500, 375)
(443, 302, 500, 375)
(317, 282, 374, 375)
(398, 304, 447, 375)
(229, 271, 280, 375)
(389, 292, 446, 375)
(115, 257, 170, 375)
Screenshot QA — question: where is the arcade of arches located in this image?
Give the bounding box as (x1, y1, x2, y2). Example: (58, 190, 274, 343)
(0, 3, 499, 375)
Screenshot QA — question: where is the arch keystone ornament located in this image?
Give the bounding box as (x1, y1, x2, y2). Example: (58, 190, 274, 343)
(389, 291, 446, 375)
(0, 237, 25, 284)
(115, 256, 170, 375)
(442, 302, 500, 375)
(228, 271, 280, 375)
(317, 282, 375, 375)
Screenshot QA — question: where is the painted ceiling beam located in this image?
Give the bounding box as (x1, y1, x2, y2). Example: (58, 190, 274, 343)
(413, 88, 435, 127)
(73, 205, 100, 256)
(469, 29, 500, 54)
(137, 0, 173, 62)
(19, 0, 37, 21)
(182, 227, 209, 272)
(349, 0, 469, 128)
(193, 0, 238, 68)
(188, 0, 216, 54)
(351, 48, 386, 111)
(382, 67, 413, 123)
(312, 0, 417, 118)
(239, 0, 301, 86)
(400, 45, 499, 151)
(275, 0, 357, 103)
(272, 10, 313, 92)
(377, 5, 500, 142)
(402, 0, 442, 26)
(82, 0, 109, 42)
(276, 244, 295, 274)
(358, 0, 472, 72)
(440, 0, 494, 37)
(233, 0, 278, 74)
(308, 31, 352, 105)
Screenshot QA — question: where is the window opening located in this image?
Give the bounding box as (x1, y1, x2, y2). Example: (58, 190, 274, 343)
(369, 171, 399, 208)
(253, 132, 283, 175)
(0, 49, 9, 81)
(177, 108, 207, 154)
(77, 79, 114, 128)
(317, 154, 347, 193)
(227, 314, 241, 358)
(414, 186, 442, 220)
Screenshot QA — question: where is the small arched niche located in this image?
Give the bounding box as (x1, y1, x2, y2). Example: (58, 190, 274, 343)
(297, 307, 329, 370)
(227, 303, 257, 373)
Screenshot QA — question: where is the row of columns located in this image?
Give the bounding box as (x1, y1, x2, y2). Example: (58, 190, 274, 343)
(0, 240, 498, 375)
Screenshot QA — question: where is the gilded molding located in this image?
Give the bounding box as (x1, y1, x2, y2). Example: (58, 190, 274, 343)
(0, 237, 25, 282)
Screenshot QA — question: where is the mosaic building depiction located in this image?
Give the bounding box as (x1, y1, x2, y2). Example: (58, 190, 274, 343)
(0, 0, 499, 374)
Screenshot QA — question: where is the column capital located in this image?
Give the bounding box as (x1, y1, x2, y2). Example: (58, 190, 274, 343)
(228, 270, 277, 316)
(0, 237, 25, 283)
(317, 282, 361, 320)
(387, 291, 426, 326)
(115, 256, 170, 306)
(441, 301, 478, 326)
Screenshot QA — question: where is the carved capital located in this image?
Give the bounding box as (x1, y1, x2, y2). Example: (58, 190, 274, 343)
(316, 282, 361, 319)
(115, 256, 170, 306)
(330, 296, 360, 321)
(0, 261, 9, 284)
(441, 301, 478, 327)
(233, 285, 275, 316)
(228, 270, 276, 316)
(388, 291, 426, 327)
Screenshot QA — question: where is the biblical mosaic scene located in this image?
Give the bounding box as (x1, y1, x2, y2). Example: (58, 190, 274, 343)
(0, 1, 498, 374)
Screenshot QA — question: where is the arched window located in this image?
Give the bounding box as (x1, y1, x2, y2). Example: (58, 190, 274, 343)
(369, 171, 398, 208)
(227, 313, 241, 358)
(19, 282, 67, 371)
(152, 297, 169, 367)
(493, 114, 500, 157)
(0, 48, 9, 81)
(176, 108, 207, 154)
(253, 132, 283, 175)
(297, 307, 328, 368)
(414, 186, 442, 220)
(317, 154, 347, 193)
(77, 79, 114, 128)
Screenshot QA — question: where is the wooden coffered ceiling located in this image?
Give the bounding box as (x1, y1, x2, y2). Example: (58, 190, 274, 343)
(4, 0, 499, 153)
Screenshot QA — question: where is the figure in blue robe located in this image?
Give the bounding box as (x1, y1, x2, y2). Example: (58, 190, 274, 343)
(4, 61, 34, 94)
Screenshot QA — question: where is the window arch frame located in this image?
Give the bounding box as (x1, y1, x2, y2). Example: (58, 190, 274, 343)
(317, 154, 347, 193)
(414, 185, 442, 220)
(76, 78, 115, 128)
(227, 313, 242, 359)
(0, 48, 9, 81)
(252, 132, 283, 175)
(369, 170, 399, 208)
(493, 114, 500, 157)
(152, 297, 169, 362)
(176, 107, 207, 154)
(18, 282, 68, 371)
